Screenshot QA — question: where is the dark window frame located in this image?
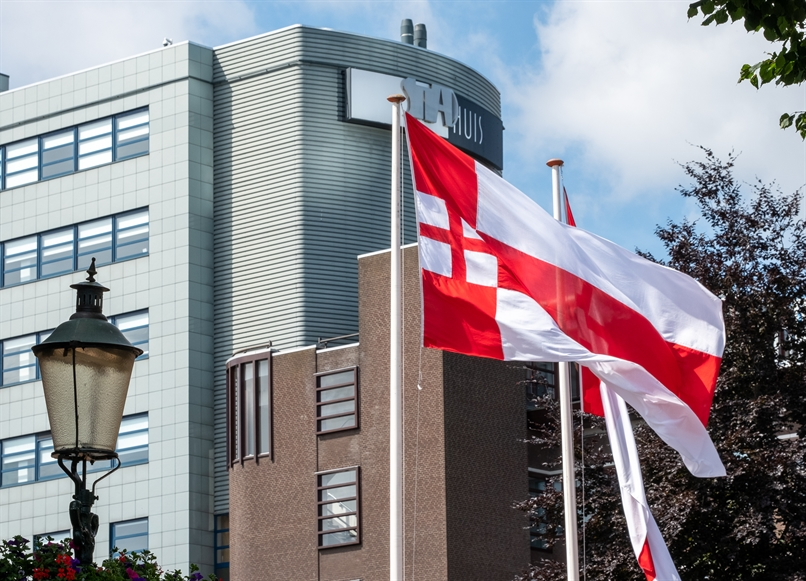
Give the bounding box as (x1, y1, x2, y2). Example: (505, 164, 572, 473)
(317, 466, 361, 549)
(227, 349, 272, 467)
(214, 514, 230, 580)
(315, 366, 359, 435)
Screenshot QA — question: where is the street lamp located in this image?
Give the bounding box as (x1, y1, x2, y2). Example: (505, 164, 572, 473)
(31, 259, 143, 564)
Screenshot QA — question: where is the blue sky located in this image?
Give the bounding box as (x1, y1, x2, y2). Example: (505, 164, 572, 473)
(1, 0, 804, 257)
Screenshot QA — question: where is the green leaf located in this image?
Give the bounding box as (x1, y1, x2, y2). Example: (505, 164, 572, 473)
(780, 113, 793, 129)
(763, 26, 779, 41)
(728, 5, 744, 21)
(759, 61, 775, 84)
(715, 9, 729, 24)
(702, 0, 715, 15)
(750, 74, 759, 88)
(688, 4, 699, 18)
(703, 13, 717, 25)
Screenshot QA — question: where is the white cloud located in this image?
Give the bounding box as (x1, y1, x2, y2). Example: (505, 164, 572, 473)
(0, 0, 259, 89)
(500, 1, 806, 204)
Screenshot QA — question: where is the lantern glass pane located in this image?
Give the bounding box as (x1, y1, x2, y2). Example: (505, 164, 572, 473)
(35, 345, 136, 457)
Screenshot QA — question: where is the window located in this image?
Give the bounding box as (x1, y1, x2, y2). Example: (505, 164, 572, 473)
(214, 515, 230, 581)
(116, 414, 149, 466)
(1, 333, 39, 386)
(115, 209, 149, 261)
(40, 228, 75, 278)
(1, 436, 36, 486)
(316, 368, 358, 434)
(227, 349, 272, 465)
(110, 518, 148, 556)
(115, 110, 150, 160)
(0, 414, 148, 487)
(41, 129, 76, 179)
(3, 236, 38, 286)
(5, 139, 38, 188)
(78, 118, 113, 170)
(0, 208, 149, 288)
(317, 467, 360, 548)
(111, 311, 149, 359)
(77, 217, 112, 268)
(528, 469, 561, 551)
(0, 108, 149, 191)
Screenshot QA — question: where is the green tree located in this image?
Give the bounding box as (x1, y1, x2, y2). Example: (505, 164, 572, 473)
(688, 0, 806, 137)
(516, 148, 806, 580)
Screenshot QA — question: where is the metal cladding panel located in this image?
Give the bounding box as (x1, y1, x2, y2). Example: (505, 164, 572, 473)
(211, 26, 498, 513)
(214, 25, 500, 116)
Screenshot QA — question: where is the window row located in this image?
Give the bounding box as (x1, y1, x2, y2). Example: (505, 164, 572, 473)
(0, 414, 148, 488)
(0, 108, 149, 191)
(227, 352, 359, 465)
(0, 208, 149, 288)
(0, 310, 149, 388)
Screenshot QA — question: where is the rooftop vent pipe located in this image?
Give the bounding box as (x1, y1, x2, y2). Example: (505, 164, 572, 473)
(401, 19, 414, 44)
(414, 23, 427, 49)
(0, 73, 8, 93)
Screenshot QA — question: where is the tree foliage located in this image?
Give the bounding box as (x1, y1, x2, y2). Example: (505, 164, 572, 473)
(0, 536, 216, 581)
(688, 0, 806, 137)
(515, 149, 806, 580)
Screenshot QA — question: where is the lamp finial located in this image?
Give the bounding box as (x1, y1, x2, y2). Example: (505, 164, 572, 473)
(86, 258, 97, 283)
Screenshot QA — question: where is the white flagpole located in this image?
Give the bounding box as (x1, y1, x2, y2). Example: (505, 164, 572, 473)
(388, 93, 406, 581)
(547, 158, 580, 581)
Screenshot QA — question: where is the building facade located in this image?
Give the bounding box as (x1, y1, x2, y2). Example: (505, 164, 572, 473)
(0, 23, 527, 580)
(226, 246, 529, 581)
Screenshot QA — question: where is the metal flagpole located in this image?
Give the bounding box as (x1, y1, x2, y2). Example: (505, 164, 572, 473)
(547, 158, 580, 581)
(388, 93, 406, 581)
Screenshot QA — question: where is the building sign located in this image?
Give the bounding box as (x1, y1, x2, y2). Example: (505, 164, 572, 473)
(448, 95, 503, 171)
(345, 68, 503, 170)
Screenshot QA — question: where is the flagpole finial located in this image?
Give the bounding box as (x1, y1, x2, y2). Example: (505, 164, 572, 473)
(546, 159, 564, 167)
(387, 94, 406, 103)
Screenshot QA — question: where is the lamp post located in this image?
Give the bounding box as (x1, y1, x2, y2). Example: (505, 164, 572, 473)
(31, 259, 143, 564)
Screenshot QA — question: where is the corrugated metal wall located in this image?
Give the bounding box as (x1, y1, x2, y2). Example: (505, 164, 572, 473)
(212, 25, 501, 513)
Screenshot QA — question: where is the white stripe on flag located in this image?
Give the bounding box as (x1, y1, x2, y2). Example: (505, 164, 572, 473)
(601, 382, 681, 581)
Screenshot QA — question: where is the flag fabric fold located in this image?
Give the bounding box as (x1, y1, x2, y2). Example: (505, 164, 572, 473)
(405, 112, 726, 478)
(601, 382, 680, 581)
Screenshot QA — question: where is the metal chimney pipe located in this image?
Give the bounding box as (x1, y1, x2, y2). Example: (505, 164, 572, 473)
(0, 74, 9, 93)
(414, 23, 427, 49)
(401, 19, 414, 44)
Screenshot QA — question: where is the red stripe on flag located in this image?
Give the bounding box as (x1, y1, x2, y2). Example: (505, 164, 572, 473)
(638, 539, 657, 581)
(485, 235, 720, 425)
(422, 270, 503, 359)
(563, 187, 576, 227)
(406, 112, 478, 226)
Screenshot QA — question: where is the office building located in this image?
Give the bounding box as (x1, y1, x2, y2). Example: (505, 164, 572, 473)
(0, 22, 532, 580)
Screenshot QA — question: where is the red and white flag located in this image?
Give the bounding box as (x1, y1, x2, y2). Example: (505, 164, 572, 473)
(405, 113, 725, 478)
(563, 188, 679, 579)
